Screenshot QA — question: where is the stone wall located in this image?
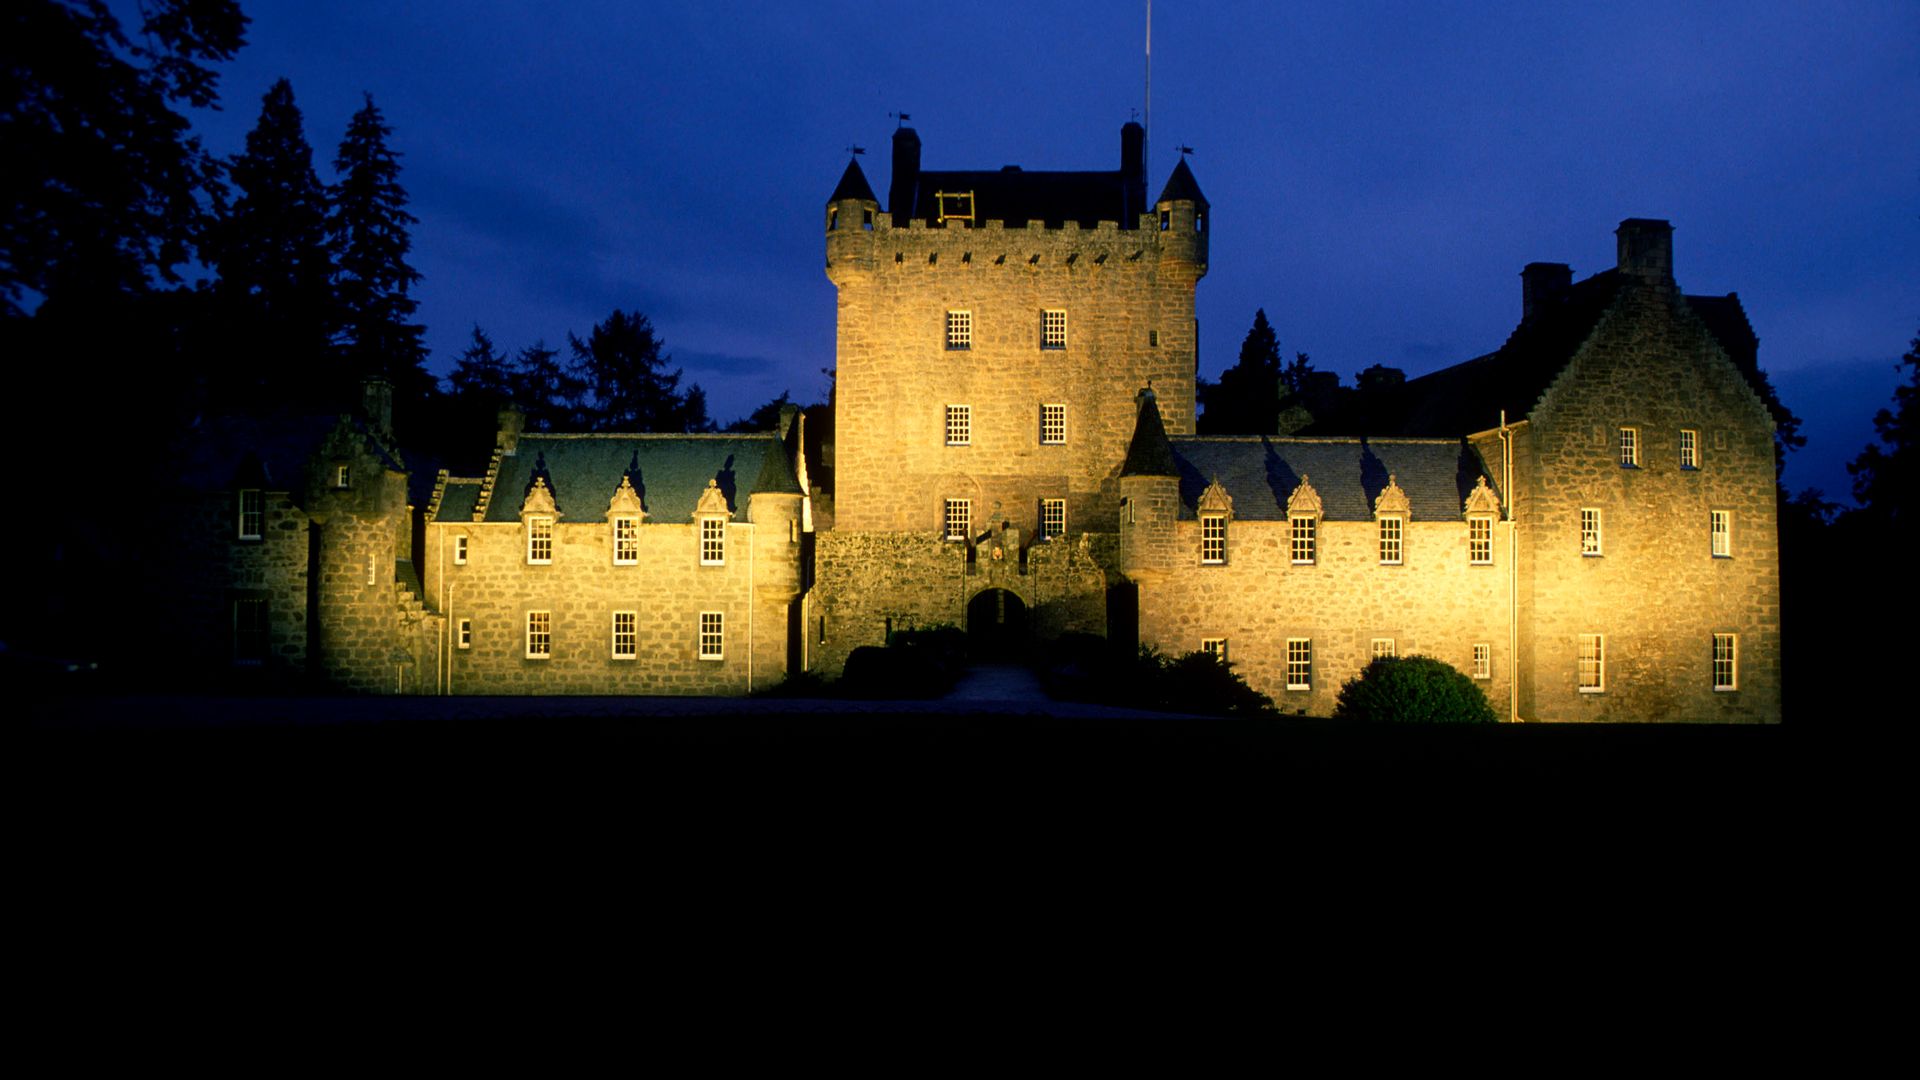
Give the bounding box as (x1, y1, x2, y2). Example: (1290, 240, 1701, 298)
(158, 488, 312, 679)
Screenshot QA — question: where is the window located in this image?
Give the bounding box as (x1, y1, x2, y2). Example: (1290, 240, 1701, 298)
(1372, 638, 1396, 660)
(1473, 643, 1491, 680)
(1195, 212, 1205, 233)
(863, 209, 873, 230)
(1469, 516, 1493, 565)
(828, 206, 838, 230)
(612, 611, 637, 659)
(1711, 510, 1732, 558)
(699, 611, 724, 660)
(1040, 403, 1066, 445)
(237, 489, 264, 540)
(1290, 515, 1317, 565)
(233, 598, 268, 664)
(1680, 429, 1699, 469)
(1378, 516, 1402, 565)
(334, 464, 351, 488)
(613, 517, 638, 565)
(454, 535, 469, 565)
(1619, 427, 1639, 468)
(946, 404, 971, 446)
(1041, 309, 1067, 350)
(1200, 513, 1226, 565)
(1040, 498, 1066, 540)
(367, 552, 378, 585)
(1149, 330, 1160, 348)
(527, 516, 553, 564)
(1287, 638, 1312, 691)
(457, 619, 472, 650)
(945, 310, 972, 350)
(1159, 209, 1171, 231)
(1201, 638, 1228, 662)
(700, 517, 726, 565)
(1713, 633, 1738, 691)
(1580, 508, 1602, 556)
(526, 611, 551, 659)
(944, 498, 971, 541)
(1578, 634, 1605, 692)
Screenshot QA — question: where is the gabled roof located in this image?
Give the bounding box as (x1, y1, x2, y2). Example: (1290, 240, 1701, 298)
(177, 410, 399, 495)
(829, 158, 876, 203)
(1155, 157, 1208, 208)
(1167, 436, 1492, 522)
(478, 433, 800, 524)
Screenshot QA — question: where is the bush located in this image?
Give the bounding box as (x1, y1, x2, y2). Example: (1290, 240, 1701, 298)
(837, 626, 968, 699)
(1332, 655, 1497, 724)
(1040, 639, 1279, 717)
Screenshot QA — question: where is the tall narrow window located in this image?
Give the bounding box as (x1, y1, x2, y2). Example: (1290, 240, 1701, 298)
(1290, 515, 1317, 565)
(700, 517, 726, 565)
(1040, 309, 1067, 350)
(1200, 513, 1226, 565)
(1201, 638, 1228, 662)
(1680, 429, 1699, 469)
(1040, 498, 1066, 540)
(945, 405, 971, 446)
(237, 489, 264, 540)
(1040, 404, 1066, 445)
(1469, 516, 1493, 565)
(1619, 427, 1639, 468)
(1159, 209, 1171, 231)
(1713, 633, 1738, 691)
(454, 535, 469, 565)
(1378, 516, 1403, 565)
(827, 206, 839, 230)
(945, 310, 972, 350)
(944, 498, 971, 541)
(527, 517, 553, 564)
(1578, 634, 1605, 692)
(1372, 638, 1397, 660)
(526, 611, 551, 659)
(1472, 643, 1491, 680)
(335, 464, 352, 488)
(457, 619, 472, 650)
(699, 612, 724, 660)
(233, 598, 268, 664)
(612, 611, 637, 659)
(1711, 510, 1732, 558)
(613, 517, 639, 565)
(1580, 508, 1602, 556)
(1287, 638, 1312, 691)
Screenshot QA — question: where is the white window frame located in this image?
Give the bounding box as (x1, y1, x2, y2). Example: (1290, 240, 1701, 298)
(527, 516, 553, 565)
(945, 404, 971, 446)
(698, 611, 724, 661)
(1200, 513, 1226, 565)
(1201, 638, 1228, 662)
(944, 498, 971, 542)
(1290, 515, 1317, 565)
(1680, 429, 1700, 469)
(1711, 510, 1732, 558)
(612, 610, 637, 660)
(1578, 633, 1605, 693)
(700, 517, 726, 566)
(1378, 515, 1402, 565)
(1040, 498, 1066, 540)
(334, 464, 352, 489)
(613, 516, 639, 565)
(1619, 427, 1639, 468)
(1472, 643, 1491, 680)
(1040, 403, 1067, 445)
(1286, 638, 1312, 691)
(1040, 308, 1067, 350)
(237, 489, 264, 540)
(457, 619, 472, 650)
(1469, 516, 1493, 565)
(945, 309, 972, 351)
(1580, 508, 1602, 557)
(453, 534, 469, 565)
(1372, 637, 1397, 661)
(1713, 633, 1738, 692)
(526, 610, 552, 659)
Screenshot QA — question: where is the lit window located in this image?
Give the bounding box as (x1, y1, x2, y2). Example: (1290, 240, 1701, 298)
(700, 517, 726, 565)
(699, 611, 724, 660)
(237, 489, 264, 540)
(233, 598, 268, 664)
(1201, 638, 1228, 662)
(457, 619, 472, 650)
(1473, 643, 1491, 680)
(1149, 330, 1160, 347)
(1040, 403, 1066, 445)
(1195, 212, 1205, 233)
(1372, 638, 1396, 660)
(945, 310, 972, 350)
(1378, 516, 1402, 565)
(1580, 508, 1602, 556)
(335, 464, 351, 488)
(828, 206, 838, 230)
(454, 535, 469, 565)
(1159, 209, 1170, 231)
(527, 516, 553, 564)
(1469, 516, 1493, 565)
(1578, 634, 1605, 692)
(612, 611, 637, 660)
(1619, 427, 1639, 468)
(613, 517, 639, 565)
(526, 611, 551, 659)
(1287, 638, 1312, 691)
(1041, 309, 1067, 350)
(946, 405, 971, 446)
(944, 499, 971, 542)
(1040, 498, 1066, 540)
(1711, 510, 1732, 558)
(1291, 515, 1317, 565)
(1680, 429, 1699, 469)
(1200, 513, 1226, 565)
(1713, 633, 1738, 691)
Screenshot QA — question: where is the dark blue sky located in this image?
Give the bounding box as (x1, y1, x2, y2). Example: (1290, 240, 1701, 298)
(182, 1, 1917, 501)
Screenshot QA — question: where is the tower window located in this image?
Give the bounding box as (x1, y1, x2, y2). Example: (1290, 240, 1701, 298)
(1159, 209, 1170, 231)
(828, 206, 838, 230)
(1619, 427, 1639, 468)
(1580, 509, 1602, 557)
(945, 310, 972, 350)
(945, 405, 971, 446)
(1711, 510, 1732, 558)
(237, 489, 264, 540)
(1040, 403, 1066, 445)
(1680, 429, 1699, 469)
(944, 499, 971, 542)
(1040, 498, 1066, 540)
(1713, 633, 1738, 691)
(335, 464, 352, 488)
(1041, 309, 1067, 350)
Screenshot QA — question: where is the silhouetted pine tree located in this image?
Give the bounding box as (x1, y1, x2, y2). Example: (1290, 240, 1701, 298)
(331, 93, 430, 415)
(725, 391, 794, 433)
(510, 340, 585, 432)
(1201, 308, 1282, 434)
(1848, 328, 1919, 528)
(569, 309, 697, 431)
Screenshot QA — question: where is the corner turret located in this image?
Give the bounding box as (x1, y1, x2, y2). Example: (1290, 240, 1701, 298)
(1118, 388, 1183, 575)
(1154, 157, 1210, 275)
(825, 156, 880, 285)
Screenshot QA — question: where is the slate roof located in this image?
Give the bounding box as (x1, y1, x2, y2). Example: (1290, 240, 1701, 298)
(829, 158, 876, 203)
(901, 167, 1147, 228)
(1155, 158, 1209, 208)
(1120, 392, 1180, 477)
(1167, 436, 1494, 522)
(479, 433, 800, 524)
(177, 411, 400, 494)
(435, 478, 482, 522)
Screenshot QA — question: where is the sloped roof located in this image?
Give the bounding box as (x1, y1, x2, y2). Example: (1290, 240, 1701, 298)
(1155, 158, 1209, 208)
(177, 410, 400, 494)
(829, 158, 877, 203)
(435, 478, 482, 522)
(904, 167, 1142, 227)
(1120, 392, 1180, 477)
(1167, 436, 1493, 522)
(482, 433, 800, 524)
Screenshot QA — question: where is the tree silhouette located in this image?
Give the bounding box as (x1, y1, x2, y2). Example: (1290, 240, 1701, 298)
(331, 93, 429, 412)
(1200, 308, 1281, 434)
(1848, 328, 1919, 526)
(509, 340, 584, 432)
(568, 309, 698, 431)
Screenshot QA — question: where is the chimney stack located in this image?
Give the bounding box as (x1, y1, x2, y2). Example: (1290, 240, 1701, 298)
(1615, 218, 1674, 284)
(1520, 262, 1572, 322)
(1121, 121, 1146, 224)
(497, 406, 525, 456)
(889, 125, 921, 226)
(361, 376, 393, 438)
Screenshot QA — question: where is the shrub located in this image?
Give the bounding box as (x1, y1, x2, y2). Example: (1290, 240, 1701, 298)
(1040, 639, 1278, 717)
(1332, 655, 1497, 724)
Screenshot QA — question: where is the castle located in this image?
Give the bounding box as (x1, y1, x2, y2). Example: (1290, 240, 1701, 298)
(167, 121, 1782, 721)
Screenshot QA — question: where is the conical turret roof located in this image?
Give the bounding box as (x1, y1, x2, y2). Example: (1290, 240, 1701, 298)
(1155, 157, 1209, 209)
(829, 158, 877, 203)
(1120, 389, 1180, 477)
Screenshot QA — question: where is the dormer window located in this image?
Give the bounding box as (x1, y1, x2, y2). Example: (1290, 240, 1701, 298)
(612, 516, 639, 565)
(700, 517, 725, 566)
(527, 516, 553, 564)
(1290, 515, 1318, 565)
(1378, 516, 1402, 565)
(237, 489, 264, 540)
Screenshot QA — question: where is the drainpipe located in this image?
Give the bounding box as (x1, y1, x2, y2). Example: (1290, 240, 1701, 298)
(1500, 410, 1520, 723)
(447, 583, 457, 697)
(438, 526, 447, 694)
(746, 521, 756, 694)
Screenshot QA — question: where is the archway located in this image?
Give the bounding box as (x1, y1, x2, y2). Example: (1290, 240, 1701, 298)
(966, 588, 1029, 660)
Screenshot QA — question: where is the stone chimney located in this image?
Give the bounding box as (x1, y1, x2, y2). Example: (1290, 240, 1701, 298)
(889, 125, 921, 226)
(1521, 262, 1572, 322)
(1121, 121, 1146, 224)
(1616, 218, 1674, 283)
(361, 376, 393, 438)
(496, 405, 525, 456)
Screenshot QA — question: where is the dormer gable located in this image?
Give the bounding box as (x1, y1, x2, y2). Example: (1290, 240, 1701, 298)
(521, 475, 559, 520)
(1373, 475, 1411, 519)
(1464, 475, 1501, 518)
(1286, 475, 1323, 518)
(606, 475, 645, 522)
(1197, 477, 1233, 518)
(693, 478, 733, 521)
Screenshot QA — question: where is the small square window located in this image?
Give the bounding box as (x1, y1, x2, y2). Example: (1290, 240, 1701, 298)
(237, 489, 264, 540)
(1711, 510, 1732, 558)
(612, 611, 637, 660)
(944, 499, 971, 542)
(1619, 427, 1639, 468)
(945, 310, 972, 350)
(1680, 429, 1700, 469)
(1578, 633, 1605, 692)
(457, 619, 472, 650)
(1040, 498, 1066, 540)
(1040, 404, 1066, 445)
(700, 517, 726, 565)
(1372, 637, 1396, 660)
(613, 517, 638, 565)
(527, 516, 553, 564)
(1287, 638, 1312, 691)
(1378, 516, 1402, 565)
(1580, 508, 1602, 557)
(1469, 516, 1493, 565)
(1200, 513, 1226, 565)
(453, 534, 469, 565)
(1201, 638, 1228, 663)
(526, 611, 551, 659)
(1041, 309, 1067, 350)
(1473, 643, 1491, 680)
(1291, 515, 1317, 565)
(699, 611, 724, 660)
(1713, 633, 1738, 691)
(946, 405, 971, 446)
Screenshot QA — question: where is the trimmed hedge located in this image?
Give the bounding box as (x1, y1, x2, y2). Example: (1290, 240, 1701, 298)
(1332, 655, 1497, 724)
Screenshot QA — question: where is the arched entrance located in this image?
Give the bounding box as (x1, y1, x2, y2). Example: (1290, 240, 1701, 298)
(966, 588, 1028, 660)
